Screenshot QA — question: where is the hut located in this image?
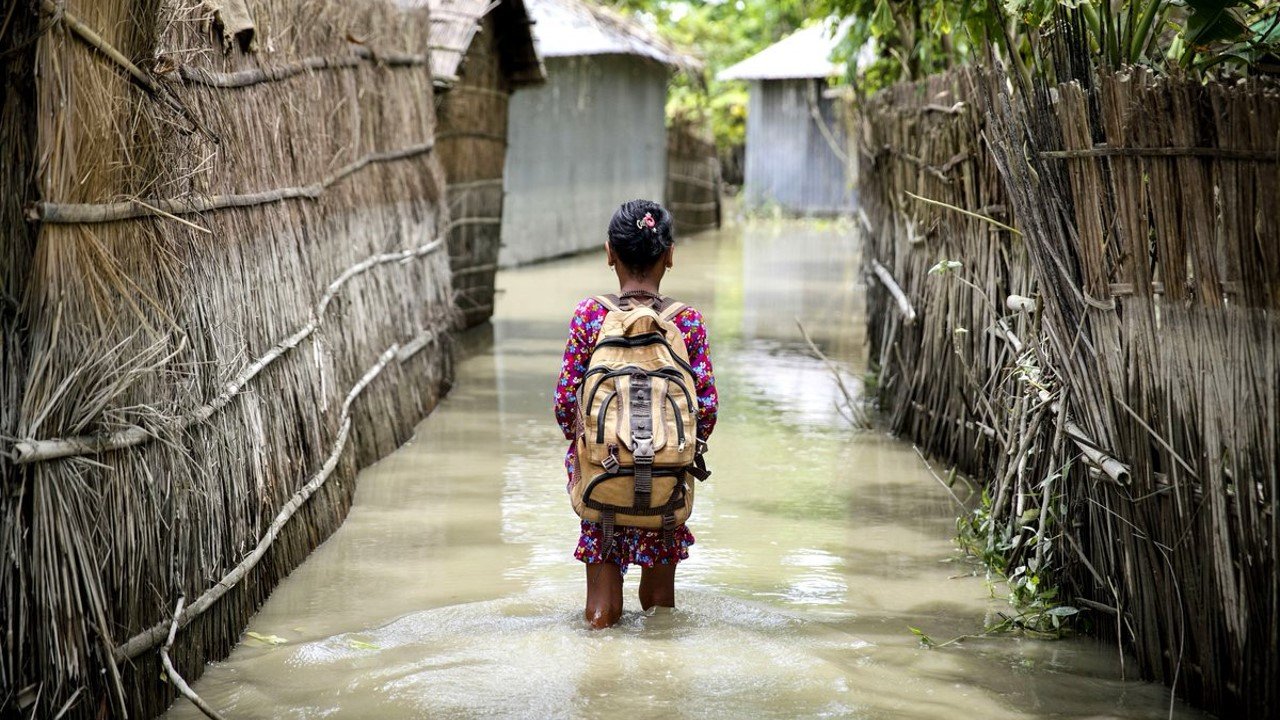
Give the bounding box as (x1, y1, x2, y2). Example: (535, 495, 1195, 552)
(718, 22, 871, 215)
(500, 0, 695, 266)
(429, 0, 544, 328)
(665, 115, 724, 235)
(0, 1, 457, 717)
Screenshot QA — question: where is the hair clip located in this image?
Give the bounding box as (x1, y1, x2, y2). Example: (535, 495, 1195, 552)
(636, 212, 656, 231)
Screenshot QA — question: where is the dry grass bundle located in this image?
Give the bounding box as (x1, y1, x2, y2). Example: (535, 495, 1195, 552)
(1, 1, 458, 717)
(665, 116, 722, 235)
(860, 63, 1280, 716)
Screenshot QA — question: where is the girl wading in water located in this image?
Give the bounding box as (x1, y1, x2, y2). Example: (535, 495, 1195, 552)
(554, 199, 718, 629)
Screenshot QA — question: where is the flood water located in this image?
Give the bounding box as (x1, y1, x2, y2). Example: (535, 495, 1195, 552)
(169, 222, 1207, 719)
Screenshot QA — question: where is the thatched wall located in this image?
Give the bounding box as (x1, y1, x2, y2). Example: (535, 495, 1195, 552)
(438, 12, 513, 328)
(0, 1, 456, 717)
(859, 67, 1279, 716)
(665, 117, 722, 235)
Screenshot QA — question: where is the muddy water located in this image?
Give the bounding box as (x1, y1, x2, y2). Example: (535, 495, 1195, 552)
(169, 222, 1207, 719)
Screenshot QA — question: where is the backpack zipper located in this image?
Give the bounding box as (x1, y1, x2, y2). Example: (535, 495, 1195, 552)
(595, 390, 617, 443)
(581, 470, 686, 507)
(584, 366, 693, 416)
(648, 367, 695, 412)
(667, 394, 686, 452)
(592, 333, 696, 376)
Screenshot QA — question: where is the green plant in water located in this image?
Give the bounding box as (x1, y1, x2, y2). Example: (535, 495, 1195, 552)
(952, 462, 1080, 637)
(907, 461, 1082, 649)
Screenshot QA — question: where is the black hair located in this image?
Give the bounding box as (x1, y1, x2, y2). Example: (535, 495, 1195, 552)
(607, 199, 674, 273)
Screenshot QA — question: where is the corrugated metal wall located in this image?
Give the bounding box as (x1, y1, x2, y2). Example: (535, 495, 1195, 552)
(502, 55, 670, 266)
(743, 78, 853, 215)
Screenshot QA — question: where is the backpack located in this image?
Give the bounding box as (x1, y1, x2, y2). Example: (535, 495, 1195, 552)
(570, 293, 711, 550)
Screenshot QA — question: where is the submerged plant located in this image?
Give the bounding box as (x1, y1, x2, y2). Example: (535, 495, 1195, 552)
(954, 462, 1080, 637)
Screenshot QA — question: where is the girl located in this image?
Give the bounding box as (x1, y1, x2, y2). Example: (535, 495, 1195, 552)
(553, 199, 718, 629)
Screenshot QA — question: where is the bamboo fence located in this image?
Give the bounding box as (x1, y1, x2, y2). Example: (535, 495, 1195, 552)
(859, 66, 1279, 716)
(0, 1, 459, 717)
(665, 116, 723, 235)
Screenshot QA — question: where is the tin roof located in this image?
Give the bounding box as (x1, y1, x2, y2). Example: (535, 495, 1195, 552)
(718, 20, 872, 81)
(526, 0, 698, 69)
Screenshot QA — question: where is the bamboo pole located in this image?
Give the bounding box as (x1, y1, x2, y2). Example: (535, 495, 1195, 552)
(1037, 389, 1130, 485)
(115, 343, 398, 662)
(177, 46, 427, 88)
(1040, 146, 1278, 162)
(870, 259, 917, 325)
(12, 237, 445, 463)
(28, 142, 436, 224)
(159, 597, 227, 720)
(43, 0, 219, 142)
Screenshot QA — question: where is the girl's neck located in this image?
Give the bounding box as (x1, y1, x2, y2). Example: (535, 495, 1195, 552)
(618, 279, 661, 296)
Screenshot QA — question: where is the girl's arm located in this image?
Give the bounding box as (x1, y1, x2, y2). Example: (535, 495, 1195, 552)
(679, 308, 718, 440)
(554, 298, 604, 440)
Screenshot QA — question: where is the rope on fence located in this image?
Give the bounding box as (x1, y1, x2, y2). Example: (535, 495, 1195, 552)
(115, 341, 401, 662)
(28, 142, 436, 224)
(10, 233, 450, 464)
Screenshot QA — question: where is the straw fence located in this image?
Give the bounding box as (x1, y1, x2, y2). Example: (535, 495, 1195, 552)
(1, 1, 457, 717)
(665, 117, 722, 235)
(859, 67, 1279, 715)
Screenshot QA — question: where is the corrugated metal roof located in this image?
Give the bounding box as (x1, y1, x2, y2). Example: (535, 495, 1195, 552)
(717, 20, 872, 81)
(526, 0, 698, 69)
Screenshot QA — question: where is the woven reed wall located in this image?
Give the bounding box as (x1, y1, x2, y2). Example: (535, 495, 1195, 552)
(860, 67, 1279, 716)
(0, 1, 456, 717)
(438, 12, 511, 328)
(665, 117, 722, 235)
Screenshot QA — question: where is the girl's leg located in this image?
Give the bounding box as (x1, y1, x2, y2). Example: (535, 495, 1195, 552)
(584, 562, 623, 628)
(639, 563, 676, 610)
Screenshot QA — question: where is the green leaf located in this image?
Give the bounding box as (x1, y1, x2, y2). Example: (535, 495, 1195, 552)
(929, 0, 955, 35)
(1185, 1, 1250, 47)
(871, 0, 896, 37)
(246, 631, 288, 646)
(928, 259, 963, 275)
(348, 639, 380, 650)
(908, 626, 935, 646)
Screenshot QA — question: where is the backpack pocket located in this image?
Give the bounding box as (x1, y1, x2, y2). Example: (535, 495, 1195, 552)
(581, 469, 688, 516)
(582, 369, 696, 466)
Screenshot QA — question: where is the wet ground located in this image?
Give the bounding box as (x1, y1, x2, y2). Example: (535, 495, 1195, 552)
(168, 221, 1208, 719)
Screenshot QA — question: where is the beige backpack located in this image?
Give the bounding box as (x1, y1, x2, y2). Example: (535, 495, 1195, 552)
(570, 294, 710, 549)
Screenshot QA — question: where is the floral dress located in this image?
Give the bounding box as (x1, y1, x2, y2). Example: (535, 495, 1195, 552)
(555, 296, 718, 572)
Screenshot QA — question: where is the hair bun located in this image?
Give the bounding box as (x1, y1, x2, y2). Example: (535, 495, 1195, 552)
(608, 200, 673, 271)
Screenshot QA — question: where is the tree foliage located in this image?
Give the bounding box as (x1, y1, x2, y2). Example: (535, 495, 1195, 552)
(818, 0, 1280, 94)
(604, 1, 1279, 152)
(605, 1, 825, 152)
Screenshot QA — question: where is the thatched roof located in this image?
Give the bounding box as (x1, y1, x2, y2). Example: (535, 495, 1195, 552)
(526, 0, 699, 70)
(718, 19, 873, 81)
(424, 0, 545, 88)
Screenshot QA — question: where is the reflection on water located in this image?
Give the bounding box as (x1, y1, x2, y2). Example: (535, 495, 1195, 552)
(167, 221, 1207, 719)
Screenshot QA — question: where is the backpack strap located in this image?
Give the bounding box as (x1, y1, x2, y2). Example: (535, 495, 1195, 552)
(658, 299, 687, 322)
(595, 294, 623, 312)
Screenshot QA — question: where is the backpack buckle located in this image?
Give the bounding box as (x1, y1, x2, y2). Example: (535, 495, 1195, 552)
(602, 444, 620, 473)
(632, 436, 655, 462)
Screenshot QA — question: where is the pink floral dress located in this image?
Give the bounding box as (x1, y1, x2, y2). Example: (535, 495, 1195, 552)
(555, 296, 718, 572)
